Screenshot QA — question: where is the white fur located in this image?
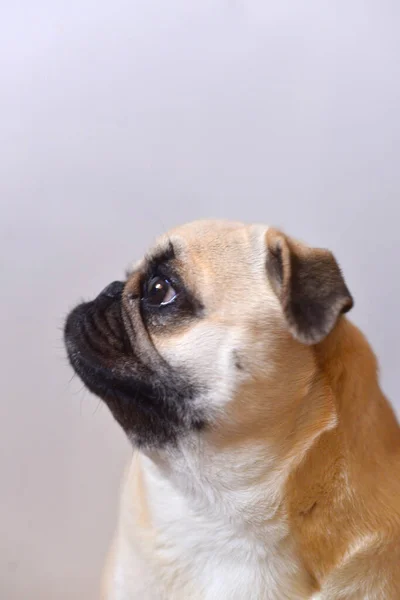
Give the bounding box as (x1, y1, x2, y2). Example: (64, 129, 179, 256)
(106, 431, 326, 600)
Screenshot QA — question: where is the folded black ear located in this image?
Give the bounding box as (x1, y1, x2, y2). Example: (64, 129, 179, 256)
(266, 228, 353, 345)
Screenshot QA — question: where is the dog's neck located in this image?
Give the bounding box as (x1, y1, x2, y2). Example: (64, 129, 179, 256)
(142, 336, 335, 534)
(146, 433, 288, 532)
(141, 318, 400, 587)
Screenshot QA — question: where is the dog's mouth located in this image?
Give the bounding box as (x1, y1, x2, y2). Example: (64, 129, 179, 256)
(64, 281, 205, 447)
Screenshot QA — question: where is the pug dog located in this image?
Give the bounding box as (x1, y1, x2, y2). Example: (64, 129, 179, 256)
(64, 220, 400, 600)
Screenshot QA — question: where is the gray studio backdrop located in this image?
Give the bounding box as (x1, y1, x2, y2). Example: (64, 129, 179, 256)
(1, 2, 399, 598)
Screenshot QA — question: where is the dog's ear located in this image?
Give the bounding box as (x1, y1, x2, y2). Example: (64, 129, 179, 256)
(266, 228, 353, 345)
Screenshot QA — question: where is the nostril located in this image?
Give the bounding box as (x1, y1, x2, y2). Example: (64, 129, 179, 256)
(99, 281, 125, 300)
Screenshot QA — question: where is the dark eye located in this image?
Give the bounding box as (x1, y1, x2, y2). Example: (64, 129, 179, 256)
(144, 276, 177, 306)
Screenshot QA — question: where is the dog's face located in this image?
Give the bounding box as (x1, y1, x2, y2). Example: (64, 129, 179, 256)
(64, 220, 353, 448)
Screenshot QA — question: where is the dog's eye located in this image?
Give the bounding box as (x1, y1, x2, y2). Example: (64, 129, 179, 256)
(144, 276, 177, 306)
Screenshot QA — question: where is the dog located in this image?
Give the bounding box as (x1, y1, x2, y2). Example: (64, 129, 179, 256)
(64, 220, 400, 599)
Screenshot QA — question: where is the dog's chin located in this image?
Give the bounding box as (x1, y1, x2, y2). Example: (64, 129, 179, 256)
(64, 293, 206, 449)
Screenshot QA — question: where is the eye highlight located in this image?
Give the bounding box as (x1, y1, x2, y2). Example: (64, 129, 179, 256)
(144, 276, 177, 307)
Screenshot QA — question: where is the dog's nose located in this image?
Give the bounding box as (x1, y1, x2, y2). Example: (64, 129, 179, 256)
(97, 281, 125, 302)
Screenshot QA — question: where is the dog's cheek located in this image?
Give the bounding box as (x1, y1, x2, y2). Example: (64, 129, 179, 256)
(155, 322, 245, 410)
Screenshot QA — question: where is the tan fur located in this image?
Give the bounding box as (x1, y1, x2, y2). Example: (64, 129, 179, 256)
(286, 320, 400, 596)
(99, 220, 400, 599)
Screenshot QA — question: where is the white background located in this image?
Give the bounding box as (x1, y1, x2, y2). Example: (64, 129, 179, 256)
(1, 2, 399, 598)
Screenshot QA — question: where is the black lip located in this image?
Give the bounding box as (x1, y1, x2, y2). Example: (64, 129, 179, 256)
(66, 345, 194, 440)
(65, 338, 153, 405)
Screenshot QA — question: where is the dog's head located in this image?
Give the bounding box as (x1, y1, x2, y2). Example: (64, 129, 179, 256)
(64, 220, 353, 448)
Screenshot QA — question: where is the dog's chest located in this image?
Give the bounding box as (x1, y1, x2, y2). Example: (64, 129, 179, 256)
(118, 459, 314, 600)
(147, 514, 308, 600)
